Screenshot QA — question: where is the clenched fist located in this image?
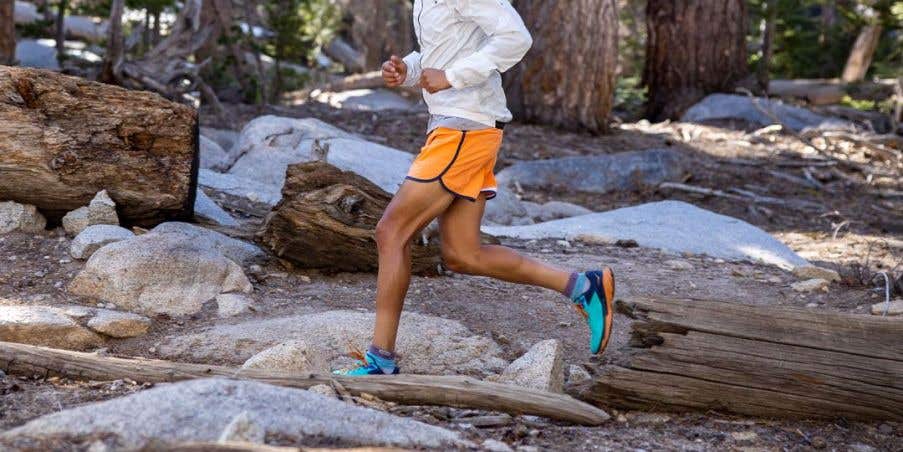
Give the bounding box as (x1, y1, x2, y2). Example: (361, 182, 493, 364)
(420, 68, 452, 94)
(382, 55, 407, 87)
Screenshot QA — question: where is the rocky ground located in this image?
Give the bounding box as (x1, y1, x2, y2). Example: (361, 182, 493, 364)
(1, 93, 900, 451)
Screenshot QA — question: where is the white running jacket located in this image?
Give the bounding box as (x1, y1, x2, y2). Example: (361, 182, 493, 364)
(402, 0, 533, 127)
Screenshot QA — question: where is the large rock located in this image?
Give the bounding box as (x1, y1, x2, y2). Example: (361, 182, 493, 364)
(199, 169, 282, 208)
(200, 127, 240, 157)
(497, 339, 564, 393)
(313, 88, 414, 111)
(483, 200, 809, 269)
(0, 379, 466, 450)
(682, 94, 851, 132)
(522, 201, 593, 223)
(158, 310, 507, 376)
(85, 310, 151, 338)
(0, 304, 103, 349)
(69, 224, 135, 260)
(484, 186, 532, 226)
(15, 39, 59, 70)
(151, 222, 264, 264)
(68, 233, 253, 317)
(62, 190, 120, 236)
(241, 340, 327, 373)
(200, 135, 231, 171)
(194, 189, 240, 227)
(496, 149, 684, 194)
(0, 201, 46, 234)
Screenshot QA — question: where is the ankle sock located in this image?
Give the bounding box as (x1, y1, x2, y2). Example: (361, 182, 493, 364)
(367, 345, 398, 374)
(565, 272, 590, 303)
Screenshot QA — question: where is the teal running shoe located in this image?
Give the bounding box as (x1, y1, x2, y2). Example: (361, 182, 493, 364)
(333, 351, 400, 376)
(573, 267, 616, 354)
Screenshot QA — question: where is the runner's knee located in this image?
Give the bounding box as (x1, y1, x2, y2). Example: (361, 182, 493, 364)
(441, 246, 481, 275)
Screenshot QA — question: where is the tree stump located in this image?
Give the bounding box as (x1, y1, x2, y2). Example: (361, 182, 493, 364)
(0, 66, 198, 226)
(573, 297, 903, 421)
(260, 161, 440, 274)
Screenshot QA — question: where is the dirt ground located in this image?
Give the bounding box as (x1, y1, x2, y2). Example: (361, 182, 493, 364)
(1, 100, 901, 451)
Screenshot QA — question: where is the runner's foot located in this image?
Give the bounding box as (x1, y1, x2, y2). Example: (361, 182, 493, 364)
(571, 268, 616, 354)
(333, 348, 400, 376)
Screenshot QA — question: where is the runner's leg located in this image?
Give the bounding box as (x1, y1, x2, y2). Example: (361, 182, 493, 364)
(371, 179, 455, 352)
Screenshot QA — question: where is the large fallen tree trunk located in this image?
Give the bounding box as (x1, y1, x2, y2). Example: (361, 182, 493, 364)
(574, 297, 903, 421)
(0, 66, 198, 226)
(261, 161, 441, 274)
(0, 341, 609, 426)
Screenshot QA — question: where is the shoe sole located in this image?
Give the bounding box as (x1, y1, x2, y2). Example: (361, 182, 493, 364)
(597, 267, 616, 354)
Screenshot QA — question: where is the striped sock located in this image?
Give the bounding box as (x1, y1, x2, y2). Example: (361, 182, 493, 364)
(564, 272, 591, 303)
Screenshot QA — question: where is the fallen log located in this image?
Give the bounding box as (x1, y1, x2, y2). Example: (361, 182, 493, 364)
(0, 341, 610, 426)
(0, 66, 198, 226)
(164, 444, 401, 452)
(573, 297, 903, 421)
(260, 161, 441, 274)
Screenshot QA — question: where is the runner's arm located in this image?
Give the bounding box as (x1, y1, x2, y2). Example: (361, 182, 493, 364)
(401, 51, 423, 88)
(445, 0, 533, 89)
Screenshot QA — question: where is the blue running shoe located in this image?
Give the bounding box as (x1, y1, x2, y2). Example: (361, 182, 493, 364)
(573, 267, 616, 354)
(333, 351, 400, 376)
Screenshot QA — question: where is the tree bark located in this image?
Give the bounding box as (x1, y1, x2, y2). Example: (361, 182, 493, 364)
(0, 341, 610, 426)
(644, 0, 749, 120)
(261, 161, 441, 274)
(0, 0, 14, 65)
(335, 0, 414, 71)
(505, 0, 618, 134)
(54, 0, 66, 54)
(0, 66, 199, 226)
(841, 25, 882, 83)
(574, 297, 903, 421)
(756, 0, 776, 92)
(99, 0, 125, 83)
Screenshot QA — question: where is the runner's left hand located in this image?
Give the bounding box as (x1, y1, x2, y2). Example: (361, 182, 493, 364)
(420, 69, 452, 94)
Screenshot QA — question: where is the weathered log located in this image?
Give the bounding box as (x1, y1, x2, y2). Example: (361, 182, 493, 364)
(261, 161, 441, 274)
(0, 341, 610, 426)
(574, 297, 903, 421)
(0, 66, 198, 226)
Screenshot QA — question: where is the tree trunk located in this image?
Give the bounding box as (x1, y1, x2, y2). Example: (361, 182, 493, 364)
(335, 0, 414, 71)
(644, 0, 749, 120)
(756, 0, 777, 92)
(0, 66, 199, 226)
(261, 161, 441, 275)
(841, 25, 882, 83)
(574, 297, 903, 421)
(0, 0, 14, 65)
(54, 0, 66, 54)
(0, 341, 610, 426)
(99, 0, 125, 83)
(506, 0, 618, 134)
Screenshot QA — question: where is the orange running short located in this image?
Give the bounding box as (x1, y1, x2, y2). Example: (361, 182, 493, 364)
(406, 127, 503, 201)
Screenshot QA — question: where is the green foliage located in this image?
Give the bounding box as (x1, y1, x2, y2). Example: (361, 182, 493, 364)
(262, 0, 341, 64)
(613, 75, 647, 120)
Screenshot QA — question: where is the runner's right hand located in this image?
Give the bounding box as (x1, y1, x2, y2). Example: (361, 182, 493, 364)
(382, 55, 407, 87)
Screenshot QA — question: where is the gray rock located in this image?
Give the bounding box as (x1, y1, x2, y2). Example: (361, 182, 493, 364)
(522, 201, 593, 222)
(16, 39, 60, 70)
(791, 278, 829, 292)
(199, 169, 283, 208)
(0, 201, 46, 234)
(151, 222, 264, 265)
(200, 127, 240, 159)
(682, 94, 851, 132)
(498, 339, 564, 393)
(308, 384, 337, 398)
(194, 190, 240, 227)
(70, 225, 134, 260)
(241, 340, 327, 373)
(215, 293, 253, 318)
(871, 300, 903, 316)
(69, 233, 253, 317)
(0, 379, 466, 450)
(0, 304, 103, 350)
(86, 310, 151, 338)
(483, 439, 515, 452)
(483, 201, 809, 269)
(62, 190, 119, 236)
(217, 411, 264, 444)
(484, 187, 531, 226)
(313, 88, 414, 111)
(496, 149, 684, 194)
(200, 135, 231, 171)
(567, 364, 592, 386)
(158, 310, 506, 376)
(663, 259, 694, 271)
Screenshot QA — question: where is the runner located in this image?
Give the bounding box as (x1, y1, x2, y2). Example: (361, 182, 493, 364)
(338, 0, 615, 376)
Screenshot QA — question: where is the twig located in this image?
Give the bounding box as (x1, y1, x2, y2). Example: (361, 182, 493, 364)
(659, 182, 822, 211)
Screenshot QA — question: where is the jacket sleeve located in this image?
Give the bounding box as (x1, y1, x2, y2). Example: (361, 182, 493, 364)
(445, 0, 533, 90)
(401, 51, 423, 88)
